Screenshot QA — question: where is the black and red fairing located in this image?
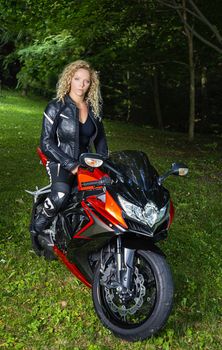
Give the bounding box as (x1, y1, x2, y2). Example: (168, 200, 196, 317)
(76, 165, 128, 232)
(104, 151, 173, 236)
(63, 153, 172, 284)
(37, 147, 48, 166)
(53, 193, 121, 287)
(58, 166, 128, 285)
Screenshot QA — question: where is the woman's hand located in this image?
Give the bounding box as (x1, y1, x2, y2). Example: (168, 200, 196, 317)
(71, 166, 79, 175)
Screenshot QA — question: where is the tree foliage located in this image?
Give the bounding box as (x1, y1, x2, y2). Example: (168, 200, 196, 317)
(1, 0, 222, 137)
(17, 31, 83, 94)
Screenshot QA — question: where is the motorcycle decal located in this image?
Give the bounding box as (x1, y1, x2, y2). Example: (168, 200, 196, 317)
(105, 192, 128, 229)
(86, 195, 127, 230)
(86, 207, 115, 235)
(72, 201, 94, 239)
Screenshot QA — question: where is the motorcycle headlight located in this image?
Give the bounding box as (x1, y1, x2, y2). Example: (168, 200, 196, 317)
(118, 195, 167, 227)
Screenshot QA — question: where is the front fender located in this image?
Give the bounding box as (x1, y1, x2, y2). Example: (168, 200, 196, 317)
(121, 233, 166, 257)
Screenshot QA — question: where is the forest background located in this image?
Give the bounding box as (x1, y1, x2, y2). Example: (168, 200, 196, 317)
(1, 0, 222, 140)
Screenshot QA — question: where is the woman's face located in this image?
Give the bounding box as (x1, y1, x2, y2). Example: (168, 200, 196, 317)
(70, 68, 91, 99)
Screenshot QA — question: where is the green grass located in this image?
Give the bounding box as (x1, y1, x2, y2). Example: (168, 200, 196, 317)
(0, 89, 222, 350)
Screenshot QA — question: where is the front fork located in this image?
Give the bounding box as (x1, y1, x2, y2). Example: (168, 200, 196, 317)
(116, 236, 135, 291)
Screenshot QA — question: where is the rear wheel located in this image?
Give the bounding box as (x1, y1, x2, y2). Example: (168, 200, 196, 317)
(92, 250, 174, 341)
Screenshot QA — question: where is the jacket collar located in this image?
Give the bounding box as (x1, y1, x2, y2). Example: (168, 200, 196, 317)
(64, 94, 77, 107)
(65, 94, 96, 116)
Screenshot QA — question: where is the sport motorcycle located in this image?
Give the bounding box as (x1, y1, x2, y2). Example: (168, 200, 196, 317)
(27, 148, 188, 341)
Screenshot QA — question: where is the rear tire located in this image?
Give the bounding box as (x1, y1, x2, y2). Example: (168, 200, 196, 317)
(92, 250, 174, 342)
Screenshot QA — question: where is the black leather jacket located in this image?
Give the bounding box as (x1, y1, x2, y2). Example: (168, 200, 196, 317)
(40, 95, 108, 172)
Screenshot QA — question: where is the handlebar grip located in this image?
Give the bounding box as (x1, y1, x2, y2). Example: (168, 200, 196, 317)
(81, 177, 112, 188)
(82, 180, 100, 187)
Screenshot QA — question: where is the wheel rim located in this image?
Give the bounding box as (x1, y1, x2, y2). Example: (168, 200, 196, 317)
(99, 253, 157, 328)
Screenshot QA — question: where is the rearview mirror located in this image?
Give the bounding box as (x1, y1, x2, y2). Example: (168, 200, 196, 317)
(158, 162, 189, 185)
(171, 163, 189, 176)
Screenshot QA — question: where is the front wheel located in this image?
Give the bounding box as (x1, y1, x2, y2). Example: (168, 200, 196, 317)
(92, 250, 174, 342)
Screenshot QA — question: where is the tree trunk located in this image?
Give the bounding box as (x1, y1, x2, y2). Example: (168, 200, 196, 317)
(200, 66, 208, 122)
(126, 70, 131, 122)
(21, 88, 28, 97)
(182, 0, 195, 141)
(188, 31, 195, 141)
(153, 68, 164, 130)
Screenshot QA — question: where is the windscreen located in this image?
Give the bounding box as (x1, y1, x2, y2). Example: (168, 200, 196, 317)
(109, 150, 159, 191)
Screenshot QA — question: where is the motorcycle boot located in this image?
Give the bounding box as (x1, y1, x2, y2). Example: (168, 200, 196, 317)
(33, 182, 71, 235)
(33, 197, 57, 235)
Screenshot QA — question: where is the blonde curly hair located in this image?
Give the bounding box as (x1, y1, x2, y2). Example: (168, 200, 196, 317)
(56, 60, 102, 118)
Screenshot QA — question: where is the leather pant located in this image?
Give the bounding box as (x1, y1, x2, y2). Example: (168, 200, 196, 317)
(34, 161, 76, 234)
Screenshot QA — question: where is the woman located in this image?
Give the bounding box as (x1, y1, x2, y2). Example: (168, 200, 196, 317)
(33, 60, 108, 235)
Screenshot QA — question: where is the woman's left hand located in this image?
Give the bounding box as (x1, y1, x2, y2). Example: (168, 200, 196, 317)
(71, 166, 79, 175)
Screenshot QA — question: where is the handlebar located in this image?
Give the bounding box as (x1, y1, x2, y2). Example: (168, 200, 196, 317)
(81, 176, 113, 188)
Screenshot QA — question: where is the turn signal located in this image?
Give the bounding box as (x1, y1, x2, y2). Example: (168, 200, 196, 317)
(84, 158, 103, 167)
(178, 168, 189, 176)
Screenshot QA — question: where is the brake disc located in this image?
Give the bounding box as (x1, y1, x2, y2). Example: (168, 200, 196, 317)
(103, 266, 146, 317)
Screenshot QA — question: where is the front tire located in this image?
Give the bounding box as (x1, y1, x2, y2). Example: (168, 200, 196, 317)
(92, 250, 174, 342)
